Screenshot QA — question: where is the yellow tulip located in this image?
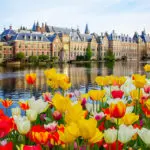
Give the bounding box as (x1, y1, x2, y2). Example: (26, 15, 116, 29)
(130, 89, 143, 101)
(78, 118, 97, 139)
(44, 68, 57, 79)
(122, 113, 139, 125)
(65, 103, 84, 124)
(132, 74, 146, 88)
(144, 64, 150, 72)
(59, 123, 79, 144)
(95, 76, 108, 86)
(88, 129, 103, 144)
(145, 99, 150, 110)
(105, 75, 115, 85)
(58, 74, 71, 90)
(52, 93, 71, 113)
(88, 90, 106, 101)
(113, 76, 126, 87)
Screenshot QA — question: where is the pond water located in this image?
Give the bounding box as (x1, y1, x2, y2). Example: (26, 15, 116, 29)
(0, 61, 148, 115)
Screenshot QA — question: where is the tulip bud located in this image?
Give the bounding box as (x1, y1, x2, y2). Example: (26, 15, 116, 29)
(52, 110, 62, 120)
(11, 107, 21, 116)
(40, 114, 46, 121)
(144, 85, 150, 94)
(26, 109, 38, 122)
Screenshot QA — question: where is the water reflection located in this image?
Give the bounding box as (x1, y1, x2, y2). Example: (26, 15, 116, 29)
(0, 61, 147, 101)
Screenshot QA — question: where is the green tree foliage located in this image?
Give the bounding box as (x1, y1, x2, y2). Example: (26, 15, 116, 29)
(15, 52, 25, 61)
(85, 46, 92, 61)
(38, 55, 49, 62)
(104, 49, 115, 61)
(28, 56, 38, 63)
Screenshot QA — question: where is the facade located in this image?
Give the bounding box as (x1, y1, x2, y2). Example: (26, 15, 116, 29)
(0, 42, 13, 62)
(1, 24, 150, 62)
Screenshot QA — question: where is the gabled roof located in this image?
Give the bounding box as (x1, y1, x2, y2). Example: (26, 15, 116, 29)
(47, 34, 57, 42)
(79, 33, 93, 42)
(70, 31, 82, 42)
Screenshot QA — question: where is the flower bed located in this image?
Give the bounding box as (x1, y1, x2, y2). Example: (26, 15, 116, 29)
(1, 65, 150, 149)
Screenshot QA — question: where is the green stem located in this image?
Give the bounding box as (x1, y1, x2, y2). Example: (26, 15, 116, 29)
(96, 101, 99, 112)
(93, 101, 95, 112)
(101, 98, 104, 108)
(116, 118, 119, 150)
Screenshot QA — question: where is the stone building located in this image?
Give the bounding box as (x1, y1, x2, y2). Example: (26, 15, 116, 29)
(47, 33, 63, 60)
(1, 24, 150, 62)
(11, 31, 50, 58)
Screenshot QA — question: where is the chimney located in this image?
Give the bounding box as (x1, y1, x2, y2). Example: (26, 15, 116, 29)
(4, 28, 6, 31)
(10, 25, 12, 29)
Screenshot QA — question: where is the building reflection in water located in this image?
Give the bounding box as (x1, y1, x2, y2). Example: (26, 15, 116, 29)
(0, 61, 147, 100)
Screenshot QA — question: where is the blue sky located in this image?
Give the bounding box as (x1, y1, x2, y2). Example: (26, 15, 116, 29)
(0, 0, 150, 35)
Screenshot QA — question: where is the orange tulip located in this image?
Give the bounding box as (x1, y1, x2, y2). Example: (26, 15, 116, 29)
(18, 100, 29, 111)
(1, 99, 13, 108)
(109, 101, 126, 118)
(25, 73, 36, 85)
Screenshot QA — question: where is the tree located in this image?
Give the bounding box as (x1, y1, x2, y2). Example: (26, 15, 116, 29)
(85, 46, 92, 61)
(104, 49, 115, 61)
(28, 56, 38, 63)
(38, 55, 49, 62)
(15, 52, 25, 61)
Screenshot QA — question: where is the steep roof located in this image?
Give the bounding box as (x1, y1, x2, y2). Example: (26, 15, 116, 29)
(46, 26, 76, 34)
(11, 32, 49, 42)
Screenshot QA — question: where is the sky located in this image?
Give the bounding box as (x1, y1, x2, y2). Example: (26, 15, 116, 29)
(0, 0, 150, 36)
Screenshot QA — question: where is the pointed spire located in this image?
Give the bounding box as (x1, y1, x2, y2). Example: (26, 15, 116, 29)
(32, 21, 36, 31)
(77, 25, 80, 33)
(85, 24, 90, 34)
(37, 21, 39, 27)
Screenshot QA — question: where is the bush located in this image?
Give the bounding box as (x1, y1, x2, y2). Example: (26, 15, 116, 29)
(28, 56, 38, 63)
(76, 55, 85, 61)
(50, 57, 58, 62)
(38, 55, 49, 62)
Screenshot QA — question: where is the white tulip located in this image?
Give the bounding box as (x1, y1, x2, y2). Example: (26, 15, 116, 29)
(26, 109, 38, 122)
(138, 128, 150, 146)
(14, 116, 31, 134)
(118, 124, 137, 144)
(11, 107, 21, 116)
(28, 97, 49, 114)
(104, 128, 117, 144)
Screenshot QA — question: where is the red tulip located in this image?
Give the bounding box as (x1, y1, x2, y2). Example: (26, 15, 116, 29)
(0, 142, 13, 150)
(109, 101, 126, 118)
(144, 85, 150, 94)
(103, 141, 123, 150)
(0, 113, 14, 138)
(111, 90, 124, 99)
(23, 144, 42, 150)
(25, 73, 36, 85)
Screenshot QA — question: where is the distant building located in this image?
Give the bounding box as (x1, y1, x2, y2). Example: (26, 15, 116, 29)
(1, 23, 150, 62)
